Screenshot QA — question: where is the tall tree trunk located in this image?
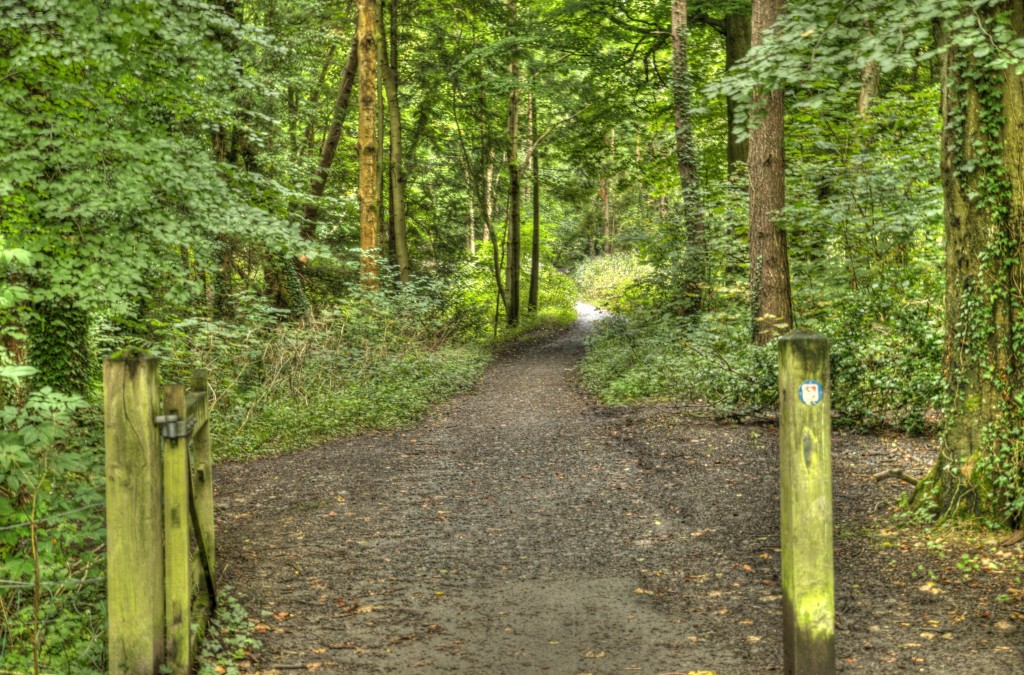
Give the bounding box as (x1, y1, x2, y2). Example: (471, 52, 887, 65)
(505, 0, 521, 327)
(724, 12, 752, 173)
(382, 0, 411, 282)
(857, 61, 880, 117)
(467, 179, 477, 255)
(600, 179, 612, 254)
(748, 0, 793, 344)
(483, 152, 494, 243)
(670, 0, 707, 314)
(356, 0, 380, 289)
(302, 36, 358, 239)
(913, 2, 1024, 528)
(529, 94, 540, 312)
(376, 4, 389, 263)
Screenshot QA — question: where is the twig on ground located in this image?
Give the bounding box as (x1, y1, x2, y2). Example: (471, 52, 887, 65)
(872, 468, 919, 486)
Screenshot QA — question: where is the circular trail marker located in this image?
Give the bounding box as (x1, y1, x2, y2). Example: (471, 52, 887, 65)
(798, 379, 824, 406)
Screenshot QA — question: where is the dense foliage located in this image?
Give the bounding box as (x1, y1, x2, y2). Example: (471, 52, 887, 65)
(3, 0, 1024, 669)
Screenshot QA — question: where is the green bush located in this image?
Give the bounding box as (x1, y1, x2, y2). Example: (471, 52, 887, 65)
(580, 310, 778, 414)
(581, 300, 942, 432)
(160, 281, 493, 459)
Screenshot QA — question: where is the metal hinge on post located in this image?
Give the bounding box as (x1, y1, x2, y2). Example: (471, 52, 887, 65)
(154, 413, 195, 440)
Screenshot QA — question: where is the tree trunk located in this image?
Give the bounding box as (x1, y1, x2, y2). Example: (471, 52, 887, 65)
(506, 0, 521, 327)
(356, 0, 380, 289)
(913, 2, 1024, 528)
(748, 0, 793, 344)
(724, 12, 752, 173)
(382, 0, 411, 282)
(27, 300, 91, 396)
(376, 4, 389, 263)
(857, 60, 880, 117)
(529, 94, 540, 312)
(483, 152, 494, 244)
(670, 0, 707, 314)
(467, 183, 477, 255)
(302, 37, 358, 239)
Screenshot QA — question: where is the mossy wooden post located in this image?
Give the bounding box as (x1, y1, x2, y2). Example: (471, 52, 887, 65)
(778, 331, 835, 674)
(104, 356, 165, 673)
(191, 370, 215, 578)
(162, 383, 190, 673)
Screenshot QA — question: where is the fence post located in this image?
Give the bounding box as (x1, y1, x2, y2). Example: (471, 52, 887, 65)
(191, 370, 215, 578)
(104, 356, 165, 674)
(162, 384, 190, 673)
(778, 331, 835, 674)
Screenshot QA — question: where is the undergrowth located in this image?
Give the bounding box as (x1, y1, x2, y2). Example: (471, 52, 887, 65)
(576, 255, 943, 432)
(0, 264, 578, 670)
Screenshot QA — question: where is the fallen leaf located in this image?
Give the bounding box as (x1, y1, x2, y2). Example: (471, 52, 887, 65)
(635, 588, 654, 595)
(582, 650, 605, 658)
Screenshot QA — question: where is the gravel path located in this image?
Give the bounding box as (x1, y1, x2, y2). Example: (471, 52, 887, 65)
(214, 306, 1022, 673)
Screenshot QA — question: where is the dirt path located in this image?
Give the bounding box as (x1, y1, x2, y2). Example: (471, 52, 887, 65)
(215, 307, 1022, 673)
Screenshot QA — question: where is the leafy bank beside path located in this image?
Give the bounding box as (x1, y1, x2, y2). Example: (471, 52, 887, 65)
(214, 312, 1022, 673)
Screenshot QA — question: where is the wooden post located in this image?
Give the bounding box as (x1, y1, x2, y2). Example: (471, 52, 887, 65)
(778, 331, 835, 674)
(191, 370, 215, 578)
(162, 384, 190, 674)
(104, 356, 165, 674)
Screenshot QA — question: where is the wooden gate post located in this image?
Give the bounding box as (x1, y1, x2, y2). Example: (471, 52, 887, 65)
(104, 356, 165, 673)
(778, 331, 835, 674)
(191, 370, 215, 576)
(162, 383, 190, 673)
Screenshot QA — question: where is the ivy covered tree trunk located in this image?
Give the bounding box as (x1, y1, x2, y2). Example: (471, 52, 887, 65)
(748, 0, 793, 345)
(670, 0, 707, 314)
(27, 300, 92, 396)
(914, 2, 1024, 528)
(356, 0, 381, 289)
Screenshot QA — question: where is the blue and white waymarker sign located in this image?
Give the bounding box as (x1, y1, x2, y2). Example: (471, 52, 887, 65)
(799, 380, 823, 406)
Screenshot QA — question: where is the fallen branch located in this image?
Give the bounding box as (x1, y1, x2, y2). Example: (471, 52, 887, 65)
(872, 468, 919, 486)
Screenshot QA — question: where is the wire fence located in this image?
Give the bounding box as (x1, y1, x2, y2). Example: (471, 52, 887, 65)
(0, 501, 106, 586)
(0, 499, 107, 670)
(0, 501, 104, 533)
